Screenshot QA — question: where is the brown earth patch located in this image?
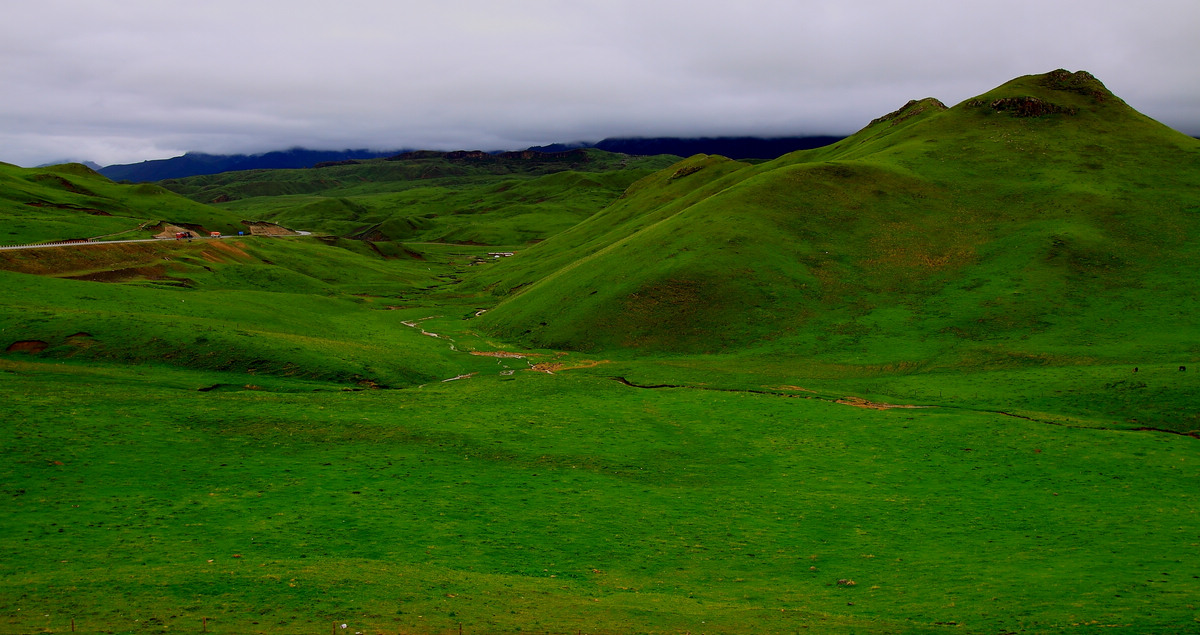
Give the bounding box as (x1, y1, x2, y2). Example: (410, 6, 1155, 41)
(7, 340, 49, 353)
(25, 201, 111, 215)
(987, 96, 1077, 117)
(152, 223, 206, 239)
(772, 385, 816, 393)
(32, 174, 96, 196)
(530, 359, 609, 374)
(64, 264, 172, 283)
(0, 241, 161, 275)
(836, 396, 930, 410)
(200, 241, 254, 263)
(241, 221, 297, 236)
(66, 332, 96, 349)
(471, 351, 530, 359)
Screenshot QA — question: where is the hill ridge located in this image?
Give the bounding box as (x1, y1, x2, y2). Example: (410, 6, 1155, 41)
(473, 69, 1200, 358)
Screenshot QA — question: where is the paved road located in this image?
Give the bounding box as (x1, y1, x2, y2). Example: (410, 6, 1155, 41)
(0, 237, 175, 251)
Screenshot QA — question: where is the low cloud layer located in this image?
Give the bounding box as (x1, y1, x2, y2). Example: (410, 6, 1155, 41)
(3, 0, 1197, 166)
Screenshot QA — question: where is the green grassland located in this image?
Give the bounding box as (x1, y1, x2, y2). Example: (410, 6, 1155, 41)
(474, 72, 1200, 363)
(0, 163, 245, 245)
(2, 70, 1200, 634)
(160, 151, 680, 245)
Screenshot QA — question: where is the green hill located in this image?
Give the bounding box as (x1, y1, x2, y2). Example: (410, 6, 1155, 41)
(0, 162, 246, 244)
(160, 149, 681, 244)
(475, 70, 1200, 367)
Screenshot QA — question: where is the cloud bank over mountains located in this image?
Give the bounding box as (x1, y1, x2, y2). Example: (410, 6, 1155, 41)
(3, 0, 1198, 167)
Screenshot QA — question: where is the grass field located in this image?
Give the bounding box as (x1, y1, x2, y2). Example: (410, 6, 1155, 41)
(3, 351, 1198, 634)
(2, 70, 1200, 634)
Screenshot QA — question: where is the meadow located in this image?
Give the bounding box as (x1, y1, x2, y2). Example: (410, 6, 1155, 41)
(2, 70, 1199, 634)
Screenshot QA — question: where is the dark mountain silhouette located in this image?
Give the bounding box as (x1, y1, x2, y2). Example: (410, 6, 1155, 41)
(37, 160, 102, 170)
(96, 137, 845, 183)
(98, 148, 404, 182)
(528, 136, 844, 159)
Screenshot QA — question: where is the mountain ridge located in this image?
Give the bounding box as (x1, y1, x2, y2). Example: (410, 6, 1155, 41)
(94, 137, 847, 183)
(97, 148, 405, 182)
(473, 70, 1200, 360)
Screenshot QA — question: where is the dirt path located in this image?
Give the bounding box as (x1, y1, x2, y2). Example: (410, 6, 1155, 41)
(612, 375, 931, 410)
(400, 316, 544, 381)
(610, 377, 1197, 440)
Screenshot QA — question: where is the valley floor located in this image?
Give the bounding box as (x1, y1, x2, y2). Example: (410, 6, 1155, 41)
(3, 346, 1198, 634)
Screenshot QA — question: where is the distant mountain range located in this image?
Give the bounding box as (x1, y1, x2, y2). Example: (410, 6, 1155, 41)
(36, 160, 102, 171)
(529, 136, 845, 159)
(97, 148, 403, 182)
(95, 137, 845, 182)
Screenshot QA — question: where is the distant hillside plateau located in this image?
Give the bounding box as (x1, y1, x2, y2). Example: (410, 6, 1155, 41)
(529, 135, 845, 159)
(96, 136, 844, 183)
(97, 148, 403, 182)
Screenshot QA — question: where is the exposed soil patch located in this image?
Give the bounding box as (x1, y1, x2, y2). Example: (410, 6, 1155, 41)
(151, 223, 206, 239)
(835, 396, 930, 410)
(869, 98, 948, 127)
(471, 351, 529, 359)
(1042, 69, 1112, 101)
(6, 340, 49, 353)
(198, 384, 266, 393)
(200, 241, 254, 263)
(31, 174, 96, 196)
(241, 221, 298, 236)
(63, 264, 179, 283)
(612, 376, 684, 389)
(530, 359, 609, 374)
(1133, 426, 1200, 440)
(0, 241, 172, 276)
(65, 332, 96, 349)
(978, 97, 1077, 117)
(612, 377, 935, 412)
(25, 201, 111, 215)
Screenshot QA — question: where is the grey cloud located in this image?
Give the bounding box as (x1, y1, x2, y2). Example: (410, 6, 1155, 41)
(2, 0, 1198, 167)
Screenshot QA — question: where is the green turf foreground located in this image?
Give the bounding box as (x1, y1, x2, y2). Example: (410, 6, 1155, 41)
(2, 357, 1198, 634)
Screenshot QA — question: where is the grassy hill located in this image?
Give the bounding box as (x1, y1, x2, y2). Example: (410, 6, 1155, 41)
(0, 236, 513, 386)
(160, 149, 681, 245)
(0, 162, 246, 244)
(474, 71, 1200, 369)
(2, 70, 1199, 634)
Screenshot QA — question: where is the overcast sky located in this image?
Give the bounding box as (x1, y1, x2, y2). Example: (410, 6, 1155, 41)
(2, 0, 1197, 167)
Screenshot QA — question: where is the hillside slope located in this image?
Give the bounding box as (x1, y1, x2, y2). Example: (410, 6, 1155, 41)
(0, 162, 245, 244)
(474, 70, 1200, 366)
(161, 149, 680, 244)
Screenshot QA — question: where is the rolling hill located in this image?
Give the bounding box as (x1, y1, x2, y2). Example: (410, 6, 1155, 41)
(0, 161, 247, 244)
(160, 149, 681, 244)
(473, 70, 1200, 367)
